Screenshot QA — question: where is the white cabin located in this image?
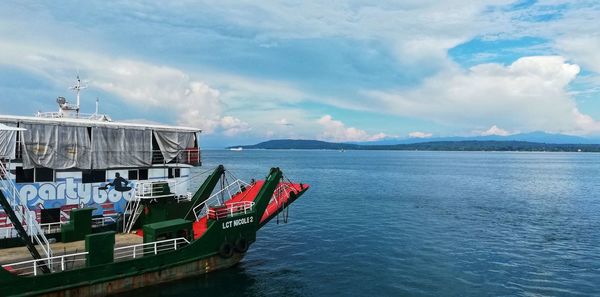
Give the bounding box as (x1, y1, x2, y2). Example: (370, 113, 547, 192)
(0, 101, 201, 223)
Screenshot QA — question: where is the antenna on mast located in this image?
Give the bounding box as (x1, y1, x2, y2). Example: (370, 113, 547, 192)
(70, 72, 88, 115)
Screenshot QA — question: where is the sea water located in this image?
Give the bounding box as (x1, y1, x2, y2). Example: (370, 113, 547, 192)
(131, 150, 600, 296)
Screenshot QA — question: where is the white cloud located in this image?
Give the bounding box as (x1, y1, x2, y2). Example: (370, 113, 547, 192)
(317, 115, 386, 142)
(0, 42, 291, 136)
(219, 116, 251, 136)
(408, 131, 433, 138)
(480, 125, 510, 136)
(481, 1, 600, 84)
(1, 1, 600, 141)
(556, 36, 600, 74)
(366, 56, 600, 135)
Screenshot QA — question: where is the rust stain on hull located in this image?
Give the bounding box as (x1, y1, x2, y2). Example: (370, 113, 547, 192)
(40, 253, 245, 297)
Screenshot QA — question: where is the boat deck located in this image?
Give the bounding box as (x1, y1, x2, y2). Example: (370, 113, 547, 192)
(0, 233, 143, 265)
(191, 180, 308, 239)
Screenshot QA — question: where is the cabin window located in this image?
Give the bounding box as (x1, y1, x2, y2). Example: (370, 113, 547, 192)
(15, 167, 34, 183)
(82, 170, 106, 183)
(168, 168, 181, 179)
(138, 169, 148, 180)
(128, 169, 138, 180)
(35, 167, 54, 182)
(14, 167, 53, 183)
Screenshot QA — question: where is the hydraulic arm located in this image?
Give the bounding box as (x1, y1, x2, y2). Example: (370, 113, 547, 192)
(185, 165, 225, 220)
(252, 167, 283, 222)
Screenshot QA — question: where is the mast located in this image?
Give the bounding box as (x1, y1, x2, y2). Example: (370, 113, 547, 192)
(70, 75, 87, 115)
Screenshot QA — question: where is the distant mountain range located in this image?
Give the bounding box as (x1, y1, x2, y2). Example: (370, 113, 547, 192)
(229, 133, 600, 152)
(352, 132, 600, 145)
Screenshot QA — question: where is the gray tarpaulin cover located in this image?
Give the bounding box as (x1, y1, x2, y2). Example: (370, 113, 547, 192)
(21, 123, 92, 169)
(92, 127, 152, 168)
(153, 131, 195, 163)
(0, 123, 18, 159)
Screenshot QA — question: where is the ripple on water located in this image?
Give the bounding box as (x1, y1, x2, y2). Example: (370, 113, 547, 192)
(133, 151, 600, 296)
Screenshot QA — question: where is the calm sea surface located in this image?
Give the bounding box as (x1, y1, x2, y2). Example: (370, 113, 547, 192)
(133, 150, 600, 296)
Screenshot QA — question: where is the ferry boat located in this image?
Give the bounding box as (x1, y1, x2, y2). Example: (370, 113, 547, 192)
(0, 77, 309, 296)
(0, 77, 200, 242)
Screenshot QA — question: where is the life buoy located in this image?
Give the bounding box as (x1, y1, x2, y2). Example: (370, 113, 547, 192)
(234, 238, 249, 253)
(218, 242, 234, 258)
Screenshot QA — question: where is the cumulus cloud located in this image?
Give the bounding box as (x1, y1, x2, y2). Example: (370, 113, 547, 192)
(0, 42, 256, 136)
(2, 1, 600, 141)
(317, 115, 386, 142)
(556, 36, 600, 74)
(219, 116, 251, 136)
(366, 56, 600, 135)
(408, 131, 433, 138)
(86, 60, 249, 135)
(480, 125, 510, 136)
(486, 1, 600, 75)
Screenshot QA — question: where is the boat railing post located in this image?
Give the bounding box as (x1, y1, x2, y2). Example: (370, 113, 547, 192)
(61, 256, 65, 271)
(28, 215, 33, 241)
(154, 242, 158, 255)
(33, 261, 37, 276)
(133, 246, 136, 258)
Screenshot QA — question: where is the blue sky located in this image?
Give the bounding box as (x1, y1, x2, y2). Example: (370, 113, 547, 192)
(0, 1, 599, 147)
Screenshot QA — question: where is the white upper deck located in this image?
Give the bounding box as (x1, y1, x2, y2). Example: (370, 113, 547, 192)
(0, 114, 201, 134)
(0, 77, 202, 168)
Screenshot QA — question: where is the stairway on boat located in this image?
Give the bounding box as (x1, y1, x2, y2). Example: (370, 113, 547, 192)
(0, 159, 54, 264)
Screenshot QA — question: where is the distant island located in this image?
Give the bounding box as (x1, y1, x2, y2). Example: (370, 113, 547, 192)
(228, 139, 600, 152)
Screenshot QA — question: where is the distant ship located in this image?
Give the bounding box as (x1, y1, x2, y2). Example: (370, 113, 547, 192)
(230, 147, 243, 151)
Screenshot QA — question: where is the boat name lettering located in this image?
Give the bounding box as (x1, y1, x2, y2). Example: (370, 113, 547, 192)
(222, 216, 254, 229)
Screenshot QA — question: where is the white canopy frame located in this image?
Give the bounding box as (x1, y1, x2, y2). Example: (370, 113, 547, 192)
(0, 123, 25, 159)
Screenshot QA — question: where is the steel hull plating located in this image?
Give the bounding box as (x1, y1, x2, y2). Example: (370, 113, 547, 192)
(40, 253, 245, 297)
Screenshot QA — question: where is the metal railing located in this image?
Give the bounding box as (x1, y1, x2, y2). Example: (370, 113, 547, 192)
(92, 216, 116, 227)
(0, 162, 53, 261)
(0, 216, 116, 239)
(35, 112, 110, 122)
(122, 193, 142, 234)
(2, 237, 190, 276)
(113, 237, 190, 260)
(151, 148, 201, 166)
(207, 201, 255, 220)
(134, 180, 178, 199)
(2, 251, 88, 276)
(270, 182, 299, 206)
(192, 179, 253, 221)
(123, 178, 193, 233)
